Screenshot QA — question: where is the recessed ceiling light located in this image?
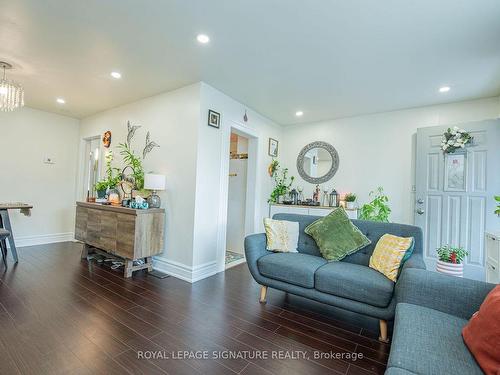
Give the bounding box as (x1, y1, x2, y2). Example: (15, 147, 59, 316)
(56, 98, 65, 104)
(295, 111, 304, 117)
(439, 86, 450, 93)
(197, 34, 210, 44)
(110, 71, 122, 79)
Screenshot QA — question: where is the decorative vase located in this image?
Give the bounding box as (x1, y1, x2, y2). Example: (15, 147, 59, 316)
(346, 202, 356, 210)
(436, 260, 464, 277)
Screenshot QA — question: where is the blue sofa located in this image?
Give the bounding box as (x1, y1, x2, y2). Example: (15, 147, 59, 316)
(387, 268, 495, 374)
(245, 213, 426, 342)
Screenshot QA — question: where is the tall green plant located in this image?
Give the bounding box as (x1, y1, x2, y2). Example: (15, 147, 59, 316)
(359, 187, 391, 222)
(268, 163, 294, 203)
(117, 141, 145, 190)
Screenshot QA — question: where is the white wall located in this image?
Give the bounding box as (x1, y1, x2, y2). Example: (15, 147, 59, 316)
(194, 83, 283, 271)
(0, 107, 79, 245)
(282, 96, 500, 224)
(79, 83, 201, 269)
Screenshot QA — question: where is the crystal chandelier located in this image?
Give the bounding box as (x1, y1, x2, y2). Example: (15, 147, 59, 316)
(0, 62, 25, 112)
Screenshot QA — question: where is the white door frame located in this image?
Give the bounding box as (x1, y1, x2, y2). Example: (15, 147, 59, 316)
(216, 120, 260, 273)
(76, 135, 102, 201)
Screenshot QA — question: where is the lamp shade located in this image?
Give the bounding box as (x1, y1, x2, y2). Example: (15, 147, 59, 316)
(144, 173, 166, 190)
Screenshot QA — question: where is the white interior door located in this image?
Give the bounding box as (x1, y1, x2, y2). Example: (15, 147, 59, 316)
(415, 119, 500, 280)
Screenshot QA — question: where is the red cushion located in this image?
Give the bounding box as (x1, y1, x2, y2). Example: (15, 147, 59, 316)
(462, 285, 500, 375)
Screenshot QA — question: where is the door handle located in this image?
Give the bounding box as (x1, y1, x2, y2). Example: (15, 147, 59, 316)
(416, 208, 425, 215)
(417, 198, 424, 204)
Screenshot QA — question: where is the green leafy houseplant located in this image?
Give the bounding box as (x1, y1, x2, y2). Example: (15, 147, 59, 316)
(359, 187, 391, 222)
(345, 193, 357, 202)
(268, 164, 295, 203)
(436, 245, 469, 264)
(495, 196, 500, 216)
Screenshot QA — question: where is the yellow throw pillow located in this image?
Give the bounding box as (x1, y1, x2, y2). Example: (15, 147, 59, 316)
(263, 218, 299, 253)
(369, 234, 414, 282)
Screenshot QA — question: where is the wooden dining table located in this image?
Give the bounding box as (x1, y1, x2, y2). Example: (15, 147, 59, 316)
(0, 203, 33, 263)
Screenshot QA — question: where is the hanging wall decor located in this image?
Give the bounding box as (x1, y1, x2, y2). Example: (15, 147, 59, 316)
(102, 130, 112, 148)
(441, 126, 473, 154)
(208, 109, 221, 129)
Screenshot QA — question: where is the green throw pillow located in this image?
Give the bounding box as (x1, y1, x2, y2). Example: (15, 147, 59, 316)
(305, 207, 371, 261)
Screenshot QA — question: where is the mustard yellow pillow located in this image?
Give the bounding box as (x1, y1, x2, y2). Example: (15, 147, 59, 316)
(369, 234, 414, 282)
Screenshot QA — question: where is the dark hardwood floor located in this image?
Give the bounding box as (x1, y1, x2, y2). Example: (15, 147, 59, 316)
(0, 242, 389, 374)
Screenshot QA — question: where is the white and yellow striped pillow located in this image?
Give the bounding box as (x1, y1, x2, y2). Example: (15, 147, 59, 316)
(369, 234, 414, 282)
(263, 218, 299, 253)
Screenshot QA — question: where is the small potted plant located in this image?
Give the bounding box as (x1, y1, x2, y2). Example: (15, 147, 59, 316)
(436, 245, 469, 277)
(494, 195, 500, 216)
(344, 193, 357, 210)
(94, 180, 109, 199)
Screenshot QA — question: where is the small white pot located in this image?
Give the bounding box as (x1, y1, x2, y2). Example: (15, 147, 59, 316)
(346, 202, 356, 210)
(436, 260, 464, 277)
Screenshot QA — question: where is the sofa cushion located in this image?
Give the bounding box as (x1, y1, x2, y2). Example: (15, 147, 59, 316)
(304, 208, 371, 261)
(388, 303, 483, 375)
(314, 262, 394, 307)
(263, 218, 299, 252)
(257, 253, 327, 288)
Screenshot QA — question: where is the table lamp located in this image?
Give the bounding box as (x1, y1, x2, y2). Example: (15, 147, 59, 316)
(144, 173, 166, 208)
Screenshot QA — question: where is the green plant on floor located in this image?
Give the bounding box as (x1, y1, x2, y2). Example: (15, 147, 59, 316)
(345, 193, 357, 202)
(495, 196, 500, 216)
(359, 187, 391, 222)
(436, 245, 469, 264)
(268, 164, 295, 203)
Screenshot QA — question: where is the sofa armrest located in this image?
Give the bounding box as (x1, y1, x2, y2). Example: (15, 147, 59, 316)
(396, 268, 495, 320)
(402, 253, 426, 272)
(244, 233, 272, 283)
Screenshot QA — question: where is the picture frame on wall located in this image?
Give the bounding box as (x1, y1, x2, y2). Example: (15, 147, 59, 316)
(208, 110, 221, 129)
(268, 138, 279, 157)
(444, 152, 467, 192)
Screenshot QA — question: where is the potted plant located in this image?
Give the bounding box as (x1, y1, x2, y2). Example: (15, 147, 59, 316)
(94, 180, 109, 199)
(359, 187, 391, 222)
(344, 193, 357, 210)
(268, 165, 294, 204)
(495, 195, 500, 216)
(436, 245, 469, 277)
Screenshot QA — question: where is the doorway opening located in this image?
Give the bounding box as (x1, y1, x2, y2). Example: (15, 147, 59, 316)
(81, 136, 102, 201)
(216, 121, 260, 273)
(225, 132, 249, 269)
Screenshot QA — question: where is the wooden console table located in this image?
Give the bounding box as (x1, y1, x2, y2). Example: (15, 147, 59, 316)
(75, 202, 165, 277)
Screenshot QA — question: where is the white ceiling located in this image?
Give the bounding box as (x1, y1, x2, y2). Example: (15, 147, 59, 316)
(1, 0, 500, 124)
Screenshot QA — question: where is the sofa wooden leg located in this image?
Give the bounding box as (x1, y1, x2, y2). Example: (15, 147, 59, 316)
(379, 320, 389, 343)
(259, 285, 268, 303)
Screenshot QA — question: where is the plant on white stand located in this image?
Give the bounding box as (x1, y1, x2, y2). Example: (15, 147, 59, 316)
(436, 245, 469, 277)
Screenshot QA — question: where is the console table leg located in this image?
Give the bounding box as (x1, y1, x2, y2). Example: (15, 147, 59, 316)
(125, 259, 133, 278)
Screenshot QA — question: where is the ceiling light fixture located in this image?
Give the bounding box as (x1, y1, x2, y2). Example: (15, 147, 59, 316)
(439, 86, 450, 93)
(110, 71, 121, 79)
(0, 61, 25, 112)
(295, 111, 304, 117)
(197, 34, 210, 44)
(56, 98, 66, 104)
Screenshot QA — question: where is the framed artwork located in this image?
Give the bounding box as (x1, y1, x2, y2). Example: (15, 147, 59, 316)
(268, 138, 279, 157)
(444, 153, 467, 192)
(208, 110, 221, 129)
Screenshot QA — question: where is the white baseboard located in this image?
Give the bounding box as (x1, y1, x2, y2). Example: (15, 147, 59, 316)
(7, 232, 75, 248)
(152, 257, 219, 283)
